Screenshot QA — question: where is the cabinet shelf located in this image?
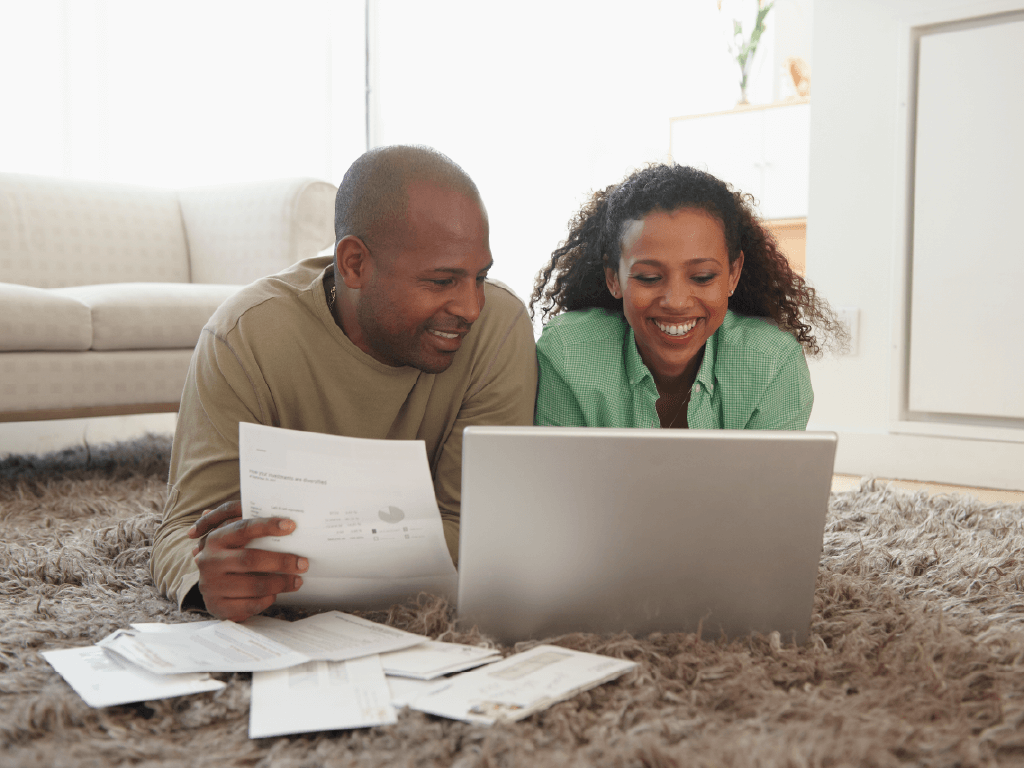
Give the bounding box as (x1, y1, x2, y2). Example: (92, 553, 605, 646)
(669, 99, 810, 221)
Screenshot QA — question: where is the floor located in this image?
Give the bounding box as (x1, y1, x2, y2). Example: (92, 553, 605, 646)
(831, 474, 1024, 505)
(1, 416, 1021, 506)
(0, 413, 178, 457)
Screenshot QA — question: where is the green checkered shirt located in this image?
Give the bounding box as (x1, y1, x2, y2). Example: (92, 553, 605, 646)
(535, 308, 812, 429)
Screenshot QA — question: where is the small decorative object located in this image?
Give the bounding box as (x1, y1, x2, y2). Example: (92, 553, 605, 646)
(785, 55, 811, 98)
(718, 0, 775, 105)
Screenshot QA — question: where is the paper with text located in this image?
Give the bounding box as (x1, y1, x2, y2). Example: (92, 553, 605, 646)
(249, 654, 397, 738)
(380, 640, 501, 680)
(97, 621, 310, 675)
(243, 611, 425, 662)
(41, 646, 225, 708)
(129, 620, 220, 633)
(386, 674, 437, 708)
(239, 423, 458, 609)
(409, 644, 638, 724)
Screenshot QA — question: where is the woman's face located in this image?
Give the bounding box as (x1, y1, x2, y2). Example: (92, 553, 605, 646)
(605, 207, 743, 387)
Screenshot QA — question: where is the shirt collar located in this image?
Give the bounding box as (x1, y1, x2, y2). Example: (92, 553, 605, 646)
(623, 309, 734, 395)
(623, 321, 656, 392)
(693, 313, 722, 394)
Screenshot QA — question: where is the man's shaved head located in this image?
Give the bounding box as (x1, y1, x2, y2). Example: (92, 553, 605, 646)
(334, 145, 484, 249)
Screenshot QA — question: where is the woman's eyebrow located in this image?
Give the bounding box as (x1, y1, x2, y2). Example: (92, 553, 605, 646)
(630, 257, 719, 267)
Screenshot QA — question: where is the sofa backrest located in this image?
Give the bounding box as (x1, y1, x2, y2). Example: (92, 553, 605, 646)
(0, 173, 191, 289)
(179, 178, 337, 285)
(0, 173, 338, 290)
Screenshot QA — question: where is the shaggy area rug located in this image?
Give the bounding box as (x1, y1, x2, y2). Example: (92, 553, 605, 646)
(2, 437, 1023, 768)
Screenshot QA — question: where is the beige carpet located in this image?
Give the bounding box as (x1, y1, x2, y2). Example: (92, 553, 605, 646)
(2, 437, 1024, 767)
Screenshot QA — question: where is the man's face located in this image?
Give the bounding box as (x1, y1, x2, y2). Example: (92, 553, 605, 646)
(354, 181, 493, 374)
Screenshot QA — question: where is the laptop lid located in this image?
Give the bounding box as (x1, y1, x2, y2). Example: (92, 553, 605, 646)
(457, 426, 837, 645)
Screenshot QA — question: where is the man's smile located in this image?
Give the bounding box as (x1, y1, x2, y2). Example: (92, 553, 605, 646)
(427, 329, 461, 340)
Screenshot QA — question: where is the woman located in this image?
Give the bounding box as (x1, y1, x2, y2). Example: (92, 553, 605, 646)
(531, 164, 844, 430)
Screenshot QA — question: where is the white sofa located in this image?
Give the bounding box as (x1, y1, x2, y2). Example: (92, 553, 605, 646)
(0, 173, 337, 422)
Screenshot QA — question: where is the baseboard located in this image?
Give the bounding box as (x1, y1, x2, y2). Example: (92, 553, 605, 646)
(0, 403, 179, 423)
(825, 429, 1024, 491)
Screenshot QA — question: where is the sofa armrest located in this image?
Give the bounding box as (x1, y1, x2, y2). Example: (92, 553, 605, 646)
(179, 178, 337, 285)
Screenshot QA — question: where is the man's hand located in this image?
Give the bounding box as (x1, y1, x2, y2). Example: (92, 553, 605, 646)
(188, 500, 245, 556)
(188, 501, 308, 622)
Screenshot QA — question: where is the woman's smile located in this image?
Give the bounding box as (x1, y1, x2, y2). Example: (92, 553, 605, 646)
(653, 318, 700, 338)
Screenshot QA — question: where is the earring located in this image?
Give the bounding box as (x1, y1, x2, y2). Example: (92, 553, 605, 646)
(729, 290, 734, 296)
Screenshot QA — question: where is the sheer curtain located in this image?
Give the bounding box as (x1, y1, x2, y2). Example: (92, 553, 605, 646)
(0, 0, 366, 187)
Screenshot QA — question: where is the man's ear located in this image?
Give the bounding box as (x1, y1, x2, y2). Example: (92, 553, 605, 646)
(605, 266, 622, 299)
(335, 236, 373, 289)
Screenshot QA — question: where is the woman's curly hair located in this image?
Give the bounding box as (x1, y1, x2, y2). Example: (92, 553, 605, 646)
(530, 164, 847, 356)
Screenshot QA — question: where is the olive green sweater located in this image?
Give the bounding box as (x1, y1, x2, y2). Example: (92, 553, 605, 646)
(152, 255, 537, 609)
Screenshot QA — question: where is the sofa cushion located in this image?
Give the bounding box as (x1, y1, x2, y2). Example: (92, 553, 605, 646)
(0, 173, 190, 289)
(54, 283, 240, 350)
(0, 283, 92, 351)
(0, 349, 195, 412)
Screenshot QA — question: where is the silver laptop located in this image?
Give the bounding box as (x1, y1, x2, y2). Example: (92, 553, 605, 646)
(457, 426, 837, 645)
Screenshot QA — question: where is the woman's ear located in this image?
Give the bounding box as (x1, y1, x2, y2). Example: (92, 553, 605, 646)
(335, 236, 373, 290)
(605, 266, 622, 299)
(729, 251, 745, 295)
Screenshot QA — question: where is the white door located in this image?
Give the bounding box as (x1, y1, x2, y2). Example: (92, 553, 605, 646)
(907, 18, 1024, 420)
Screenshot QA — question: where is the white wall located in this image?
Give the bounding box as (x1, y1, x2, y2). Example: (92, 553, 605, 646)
(805, 0, 1024, 490)
(370, 0, 776, 308)
(0, 0, 366, 187)
(772, 0, 813, 101)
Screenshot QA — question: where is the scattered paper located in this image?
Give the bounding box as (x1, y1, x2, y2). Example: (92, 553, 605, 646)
(243, 611, 425, 662)
(250, 654, 396, 738)
(41, 646, 225, 709)
(97, 621, 310, 675)
(386, 675, 438, 708)
(239, 423, 458, 610)
(409, 644, 637, 724)
(101, 612, 428, 675)
(129, 620, 220, 633)
(380, 640, 501, 680)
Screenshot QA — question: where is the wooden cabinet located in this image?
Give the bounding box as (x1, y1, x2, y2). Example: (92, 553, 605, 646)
(763, 218, 806, 275)
(670, 100, 810, 272)
(670, 99, 810, 220)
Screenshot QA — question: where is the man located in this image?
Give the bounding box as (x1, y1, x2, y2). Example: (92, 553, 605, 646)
(151, 146, 537, 622)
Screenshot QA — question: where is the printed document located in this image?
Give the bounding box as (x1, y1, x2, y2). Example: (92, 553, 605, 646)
(386, 674, 438, 707)
(41, 645, 225, 709)
(243, 611, 425, 662)
(100, 613, 426, 674)
(409, 645, 637, 724)
(380, 640, 501, 680)
(239, 423, 458, 610)
(97, 621, 310, 675)
(249, 654, 396, 738)
(130, 620, 220, 633)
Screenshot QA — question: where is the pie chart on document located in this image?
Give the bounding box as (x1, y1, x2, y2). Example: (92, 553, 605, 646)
(378, 505, 405, 524)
